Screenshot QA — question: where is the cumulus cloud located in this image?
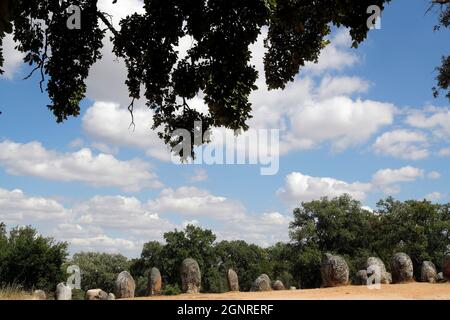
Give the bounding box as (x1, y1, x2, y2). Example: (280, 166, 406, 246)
(405, 107, 450, 139)
(317, 75, 370, 99)
(1, 34, 24, 79)
(290, 97, 395, 152)
(0, 188, 70, 224)
(0, 140, 162, 192)
(278, 166, 427, 205)
(425, 192, 442, 202)
(372, 166, 424, 194)
(216, 212, 291, 247)
(439, 147, 450, 156)
(277, 172, 372, 206)
(427, 171, 441, 179)
(189, 169, 208, 183)
(373, 129, 429, 160)
(82, 102, 171, 161)
(303, 30, 359, 74)
(148, 187, 246, 220)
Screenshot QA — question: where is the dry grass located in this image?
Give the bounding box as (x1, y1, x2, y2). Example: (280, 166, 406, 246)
(0, 285, 35, 300)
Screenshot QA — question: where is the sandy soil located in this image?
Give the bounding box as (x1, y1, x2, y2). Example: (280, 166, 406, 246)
(133, 283, 450, 300)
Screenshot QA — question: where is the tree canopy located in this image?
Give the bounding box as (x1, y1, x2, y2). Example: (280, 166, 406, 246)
(0, 0, 448, 154)
(0, 1, 387, 149)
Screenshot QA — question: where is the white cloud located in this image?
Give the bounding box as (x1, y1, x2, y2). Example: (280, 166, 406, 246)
(303, 30, 359, 74)
(372, 166, 424, 194)
(148, 187, 246, 220)
(74, 195, 174, 235)
(425, 192, 442, 202)
(189, 169, 208, 183)
(290, 97, 395, 152)
(82, 102, 171, 161)
(427, 171, 441, 179)
(0, 140, 162, 192)
(317, 75, 370, 99)
(373, 129, 429, 160)
(0, 188, 70, 224)
(439, 147, 450, 156)
(405, 107, 450, 138)
(216, 212, 291, 247)
(277, 172, 372, 206)
(1, 34, 24, 79)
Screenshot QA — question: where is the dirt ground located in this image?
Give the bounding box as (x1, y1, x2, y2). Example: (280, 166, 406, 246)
(133, 283, 450, 300)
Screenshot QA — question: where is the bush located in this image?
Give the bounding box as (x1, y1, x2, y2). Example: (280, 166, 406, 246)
(163, 283, 181, 296)
(0, 223, 68, 292)
(68, 252, 130, 293)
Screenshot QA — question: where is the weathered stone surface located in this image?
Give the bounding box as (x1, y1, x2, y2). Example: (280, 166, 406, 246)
(289, 286, 297, 290)
(251, 274, 272, 292)
(33, 290, 46, 300)
(56, 283, 72, 300)
(366, 257, 391, 284)
(320, 253, 349, 287)
(180, 258, 201, 293)
(148, 267, 162, 296)
(442, 245, 450, 279)
(227, 269, 239, 292)
(354, 270, 368, 286)
(436, 272, 446, 283)
(272, 280, 285, 290)
(107, 293, 116, 300)
(421, 261, 437, 283)
(391, 253, 414, 283)
(384, 272, 392, 284)
(115, 271, 136, 299)
(86, 289, 108, 300)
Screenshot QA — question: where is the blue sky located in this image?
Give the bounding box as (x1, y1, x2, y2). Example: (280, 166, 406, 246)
(0, 0, 449, 257)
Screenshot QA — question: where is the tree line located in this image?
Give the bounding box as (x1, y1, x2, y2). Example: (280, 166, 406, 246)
(1, 195, 450, 297)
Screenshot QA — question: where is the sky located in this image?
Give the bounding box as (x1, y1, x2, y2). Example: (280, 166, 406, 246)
(0, 0, 449, 257)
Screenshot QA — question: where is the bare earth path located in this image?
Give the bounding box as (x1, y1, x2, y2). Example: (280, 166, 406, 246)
(133, 283, 450, 300)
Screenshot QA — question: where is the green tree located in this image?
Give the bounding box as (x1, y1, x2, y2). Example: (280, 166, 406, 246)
(0, 224, 68, 291)
(68, 252, 130, 293)
(1, 0, 403, 157)
(267, 242, 295, 288)
(289, 195, 378, 287)
(215, 240, 272, 291)
(375, 198, 450, 278)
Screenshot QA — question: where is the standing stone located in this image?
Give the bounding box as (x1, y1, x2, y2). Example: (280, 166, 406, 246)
(180, 258, 201, 294)
(385, 272, 393, 284)
(107, 293, 116, 300)
(354, 270, 368, 286)
(251, 274, 272, 292)
(442, 245, 450, 279)
(272, 280, 285, 290)
(56, 283, 72, 300)
(227, 269, 239, 292)
(115, 271, 136, 299)
(33, 290, 46, 300)
(86, 289, 108, 300)
(421, 261, 437, 283)
(320, 253, 349, 287)
(436, 272, 446, 283)
(391, 253, 414, 283)
(148, 267, 162, 296)
(366, 257, 390, 284)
